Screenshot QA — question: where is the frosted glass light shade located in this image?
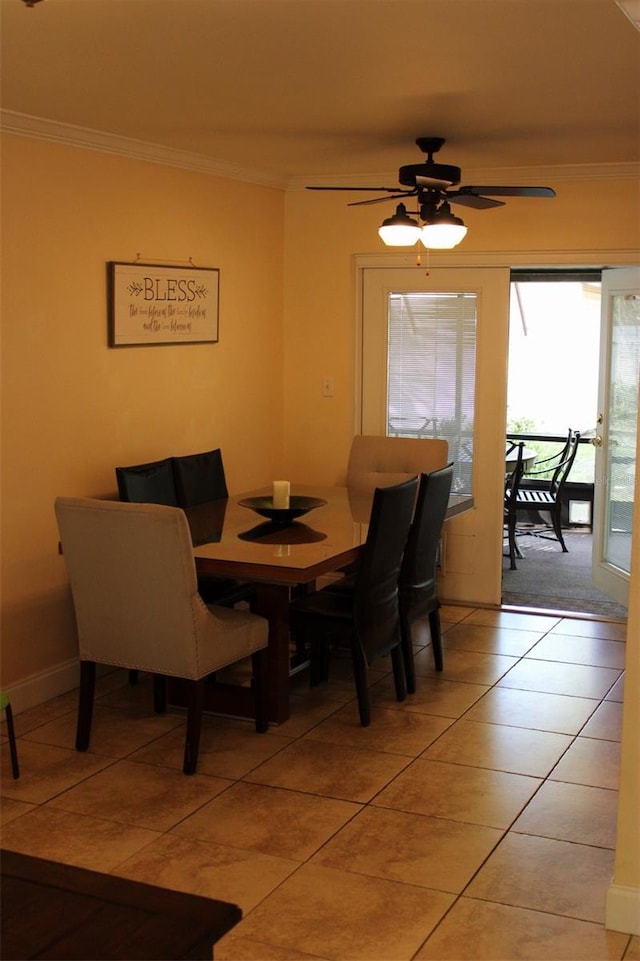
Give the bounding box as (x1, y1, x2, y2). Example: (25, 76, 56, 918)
(420, 222, 468, 249)
(378, 223, 422, 246)
(378, 203, 421, 246)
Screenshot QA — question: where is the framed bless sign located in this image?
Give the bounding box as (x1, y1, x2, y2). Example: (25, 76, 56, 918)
(107, 261, 219, 347)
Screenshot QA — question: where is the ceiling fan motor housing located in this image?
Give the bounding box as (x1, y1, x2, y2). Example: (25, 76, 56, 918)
(398, 163, 461, 188)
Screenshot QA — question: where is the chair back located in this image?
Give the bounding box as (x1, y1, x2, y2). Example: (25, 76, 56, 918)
(55, 496, 228, 678)
(399, 464, 454, 620)
(525, 428, 573, 478)
(172, 448, 229, 507)
(505, 441, 526, 503)
(549, 430, 581, 495)
(519, 430, 581, 496)
(347, 435, 448, 492)
(352, 476, 418, 665)
(115, 457, 178, 505)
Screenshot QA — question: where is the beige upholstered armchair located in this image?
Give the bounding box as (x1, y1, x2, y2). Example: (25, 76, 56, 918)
(346, 435, 449, 492)
(55, 497, 269, 774)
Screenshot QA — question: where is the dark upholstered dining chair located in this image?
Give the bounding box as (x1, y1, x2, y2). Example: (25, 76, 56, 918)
(172, 448, 229, 507)
(398, 463, 454, 692)
(288, 477, 419, 726)
(55, 497, 269, 774)
(116, 450, 254, 609)
(323, 465, 454, 692)
(116, 457, 178, 506)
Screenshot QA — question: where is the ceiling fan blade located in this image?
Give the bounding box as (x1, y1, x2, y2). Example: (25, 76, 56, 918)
(348, 191, 417, 208)
(447, 192, 505, 210)
(459, 185, 557, 198)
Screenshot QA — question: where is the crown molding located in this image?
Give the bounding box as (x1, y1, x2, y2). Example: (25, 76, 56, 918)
(0, 110, 287, 188)
(2, 110, 638, 189)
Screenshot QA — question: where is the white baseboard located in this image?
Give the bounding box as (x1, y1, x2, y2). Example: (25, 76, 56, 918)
(4, 659, 80, 714)
(606, 882, 640, 935)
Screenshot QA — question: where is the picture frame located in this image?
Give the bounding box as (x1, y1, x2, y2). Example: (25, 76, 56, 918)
(107, 261, 219, 347)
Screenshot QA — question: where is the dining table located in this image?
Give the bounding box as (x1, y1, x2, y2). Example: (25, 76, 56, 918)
(505, 445, 538, 475)
(180, 483, 473, 725)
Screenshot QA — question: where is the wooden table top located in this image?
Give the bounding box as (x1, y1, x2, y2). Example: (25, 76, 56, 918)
(190, 484, 473, 586)
(0, 849, 241, 960)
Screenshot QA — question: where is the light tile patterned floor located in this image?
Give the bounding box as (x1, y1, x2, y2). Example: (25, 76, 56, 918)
(1, 606, 637, 961)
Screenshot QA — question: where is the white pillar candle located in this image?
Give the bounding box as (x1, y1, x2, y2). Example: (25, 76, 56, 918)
(272, 480, 290, 509)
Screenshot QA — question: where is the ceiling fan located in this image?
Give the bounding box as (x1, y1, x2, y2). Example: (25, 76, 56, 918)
(307, 137, 556, 248)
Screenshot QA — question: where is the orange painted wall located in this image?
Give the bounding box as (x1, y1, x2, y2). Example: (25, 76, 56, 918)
(281, 176, 640, 485)
(1, 134, 284, 688)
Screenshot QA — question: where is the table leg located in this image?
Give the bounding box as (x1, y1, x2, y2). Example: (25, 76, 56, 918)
(252, 583, 293, 725)
(168, 581, 295, 725)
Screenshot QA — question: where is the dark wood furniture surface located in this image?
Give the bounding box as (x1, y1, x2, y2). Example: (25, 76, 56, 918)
(0, 849, 241, 961)
(187, 484, 473, 725)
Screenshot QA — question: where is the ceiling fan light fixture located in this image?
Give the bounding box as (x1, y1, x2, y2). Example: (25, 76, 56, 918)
(378, 203, 422, 246)
(420, 201, 468, 249)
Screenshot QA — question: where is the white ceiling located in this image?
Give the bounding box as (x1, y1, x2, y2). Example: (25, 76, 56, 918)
(1, 0, 639, 189)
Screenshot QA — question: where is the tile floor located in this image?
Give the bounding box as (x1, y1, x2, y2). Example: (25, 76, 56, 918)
(1, 606, 638, 961)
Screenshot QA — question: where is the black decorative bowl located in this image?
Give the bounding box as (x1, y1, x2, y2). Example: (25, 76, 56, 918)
(237, 495, 327, 525)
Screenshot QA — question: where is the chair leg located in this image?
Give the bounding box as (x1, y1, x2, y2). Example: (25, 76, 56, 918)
(508, 515, 518, 570)
(552, 508, 568, 551)
(76, 660, 96, 751)
(428, 609, 444, 672)
(309, 628, 330, 687)
(350, 642, 371, 727)
(4, 701, 20, 779)
(399, 613, 416, 695)
(251, 648, 269, 734)
(390, 645, 406, 703)
(183, 679, 204, 775)
(153, 675, 167, 714)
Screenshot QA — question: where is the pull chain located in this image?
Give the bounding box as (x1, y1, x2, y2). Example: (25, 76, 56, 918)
(416, 248, 431, 275)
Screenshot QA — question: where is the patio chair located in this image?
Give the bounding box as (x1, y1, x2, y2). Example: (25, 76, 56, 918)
(507, 430, 581, 563)
(504, 442, 527, 570)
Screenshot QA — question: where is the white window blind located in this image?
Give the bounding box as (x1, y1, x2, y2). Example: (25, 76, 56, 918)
(387, 292, 477, 494)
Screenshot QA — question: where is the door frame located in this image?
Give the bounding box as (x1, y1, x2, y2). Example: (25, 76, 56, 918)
(592, 265, 640, 605)
(359, 264, 510, 607)
(353, 248, 639, 607)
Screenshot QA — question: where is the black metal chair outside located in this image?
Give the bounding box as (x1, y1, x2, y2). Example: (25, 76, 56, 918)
(504, 441, 527, 570)
(506, 430, 581, 567)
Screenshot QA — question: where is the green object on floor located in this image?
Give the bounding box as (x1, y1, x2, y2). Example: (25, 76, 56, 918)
(1, 690, 20, 779)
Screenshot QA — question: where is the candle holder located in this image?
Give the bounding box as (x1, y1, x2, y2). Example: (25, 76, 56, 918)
(237, 495, 327, 525)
